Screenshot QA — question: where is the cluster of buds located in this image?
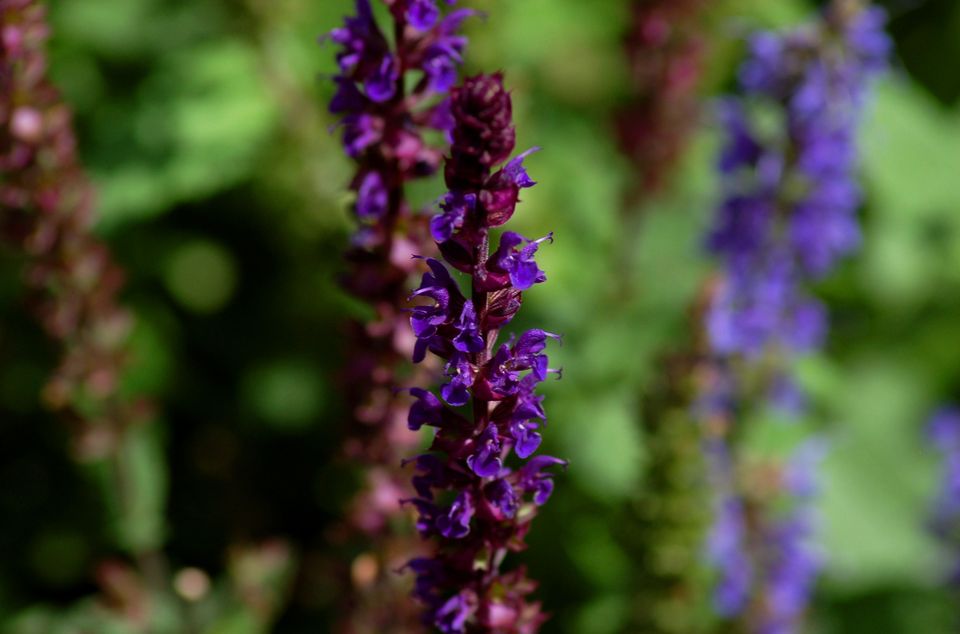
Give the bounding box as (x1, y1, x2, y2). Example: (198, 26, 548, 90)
(616, 0, 709, 198)
(1, 0, 148, 458)
(403, 73, 564, 633)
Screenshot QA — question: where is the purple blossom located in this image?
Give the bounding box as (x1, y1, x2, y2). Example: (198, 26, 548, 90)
(355, 170, 388, 218)
(708, 496, 752, 616)
(441, 353, 474, 406)
(481, 330, 561, 399)
(436, 590, 477, 634)
(756, 442, 827, 633)
(431, 192, 476, 243)
(516, 455, 567, 505)
(329, 0, 386, 75)
(467, 423, 503, 477)
(436, 491, 474, 539)
(927, 407, 960, 582)
(406, 454, 447, 499)
(489, 232, 553, 291)
(422, 10, 474, 94)
(407, 0, 441, 31)
(408, 387, 444, 431)
(452, 301, 484, 353)
(760, 512, 821, 634)
(485, 478, 519, 519)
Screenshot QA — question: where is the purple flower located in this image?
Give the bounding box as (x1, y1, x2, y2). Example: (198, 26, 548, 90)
(356, 170, 388, 218)
(409, 387, 444, 431)
(409, 257, 463, 361)
(407, 0, 441, 31)
(407, 556, 446, 603)
(441, 354, 474, 406)
(452, 301, 484, 353)
(717, 101, 764, 174)
(847, 7, 892, 72)
(482, 330, 560, 399)
(406, 454, 447, 499)
(436, 491, 474, 539)
(489, 232, 553, 291)
(431, 192, 476, 242)
(485, 478, 519, 519)
(329, 0, 385, 75)
(706, 7, 887, 361)
(761, 512, 821, 633)
(517, 455, 567, 505)
(328, 0, 470, 234)
(366, 54, 399, 102)
(435, 590, 476, 634)
(421, 10, 474, 94)
(481, 147, 540, 227)
(509, 419, 542, 459)
(708, 497, 752, 616)
(327, 2, 473, 629)
(467, 423, 503, 477)
(330, 77, 367, 114)
(929, 408, 960, 452)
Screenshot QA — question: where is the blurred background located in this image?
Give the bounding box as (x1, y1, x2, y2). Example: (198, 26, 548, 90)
(1, 0, 960, 632)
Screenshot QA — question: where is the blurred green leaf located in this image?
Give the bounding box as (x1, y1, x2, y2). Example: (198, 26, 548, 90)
(92, 423, 168, 554)
(820, 358, 941, 588)
(163, 240, 239, 314)
(242, 359, 326, 430)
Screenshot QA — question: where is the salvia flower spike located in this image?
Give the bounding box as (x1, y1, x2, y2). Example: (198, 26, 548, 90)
(404, 73, 563, 634)
(0, 0, 152, 459)
(325, 0, 471, 630)
(616, 0, 709, 198)
(706, 3, 890, 363)
(701, 3, 889, 632)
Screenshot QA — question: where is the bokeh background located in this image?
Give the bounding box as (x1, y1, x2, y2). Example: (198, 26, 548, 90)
(2, 0, 960, 632)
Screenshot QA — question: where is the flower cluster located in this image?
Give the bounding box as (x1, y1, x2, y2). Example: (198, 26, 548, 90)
(706, 4, 890, 362)
(330, 0, 472, 254)
(329, 0, 471, 506)
(1, 0, 148, 457)
(927, 407, 960, 584)
(616, 0, 709, 198)
(706, 439, 826, 634)
(704, 438, 752, 617)
(403, 73, 564, 633)
(325, 1, 473, 631)
(701, 5, 889, 631)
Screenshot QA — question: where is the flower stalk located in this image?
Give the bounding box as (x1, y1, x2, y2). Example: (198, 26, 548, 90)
(325, 1, 472, 631)
(1, 0, 171, 618)
(616, 0, 710, 200)
(700, 3, 889, 632)
(403, 72, 563, 634)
